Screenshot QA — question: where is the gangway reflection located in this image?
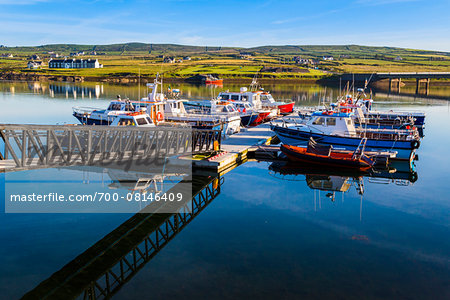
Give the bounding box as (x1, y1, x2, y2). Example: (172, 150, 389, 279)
(21, 166, 223, 300)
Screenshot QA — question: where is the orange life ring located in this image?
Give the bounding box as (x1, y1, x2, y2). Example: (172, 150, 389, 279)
(156, 111, 163, 122)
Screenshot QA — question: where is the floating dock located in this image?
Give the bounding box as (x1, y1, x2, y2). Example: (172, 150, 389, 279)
(177, 118, 287, 173)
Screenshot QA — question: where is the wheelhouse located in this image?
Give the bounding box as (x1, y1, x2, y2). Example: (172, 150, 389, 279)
(110, 112, 155, 127)
(308, 112, 357, 136)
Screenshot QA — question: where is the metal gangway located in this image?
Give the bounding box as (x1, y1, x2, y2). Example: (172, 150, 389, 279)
(0, 124, 221, 172)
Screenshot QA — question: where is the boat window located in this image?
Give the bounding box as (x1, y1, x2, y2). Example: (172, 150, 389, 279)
(117, 118, 128, 126)
(221, 94, 229, 100)
(125, 103, 134, 111)
(231, 95, 240, 101)
(346, 119, 353, 126)
(136, 118, 147, 126)
(109, 104, 122, 111)
(326, 118, 336, 126)
(146, 117, 153, 124)
(312, 117, 325, 125)
(242, 95, 248, 101)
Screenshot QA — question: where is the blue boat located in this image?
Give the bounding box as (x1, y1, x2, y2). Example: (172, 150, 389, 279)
(271, 111, 421, 161)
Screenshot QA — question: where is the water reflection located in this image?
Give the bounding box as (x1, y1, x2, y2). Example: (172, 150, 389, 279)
(268, 160, 418, 219)
(269, 161, 417, 193)
(20, 164, 222, 299)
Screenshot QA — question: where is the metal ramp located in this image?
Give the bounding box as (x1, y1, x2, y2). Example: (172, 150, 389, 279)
(0, 124, 221, 172)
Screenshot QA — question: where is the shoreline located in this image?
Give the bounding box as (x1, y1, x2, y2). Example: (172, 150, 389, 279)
(1, 72, 449, 87)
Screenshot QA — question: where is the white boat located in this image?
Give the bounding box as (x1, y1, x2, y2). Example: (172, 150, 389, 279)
(218, 87, 279, 119)
(140, 82, 240, 135)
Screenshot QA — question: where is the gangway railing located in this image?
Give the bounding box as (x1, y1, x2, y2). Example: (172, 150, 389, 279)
(0, 124, 221, 171)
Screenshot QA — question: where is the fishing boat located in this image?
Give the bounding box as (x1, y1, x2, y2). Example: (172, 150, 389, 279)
(333, 88, 426, 127)
(259, 91, 295, 114)
(232, 101, 271, 126)
(249, 78, 295, 114)
(186, 74, 223, 85)
(73, 96, 166, 126)
(218, 88, 278, 119)
(271, 111, 421, 160)
(280, 138, 374, 170)
(162, 99, 241, 135)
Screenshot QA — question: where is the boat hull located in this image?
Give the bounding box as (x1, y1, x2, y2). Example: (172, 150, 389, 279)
(240, 113, 260, 127)
(272, 125, 416, 161)
(205, 79, 223, 85)
(280, 145, 372, 169)
(254, 112, 271, 124)
(73, 113, 114, 125)
(277, 102, 295, 114)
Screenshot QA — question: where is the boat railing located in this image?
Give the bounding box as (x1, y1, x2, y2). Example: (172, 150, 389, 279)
(72, 106, 101, 115)
(358, 130, 417, 141)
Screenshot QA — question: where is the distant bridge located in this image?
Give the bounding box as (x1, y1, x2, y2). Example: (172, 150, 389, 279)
(337, 72, 450, 95)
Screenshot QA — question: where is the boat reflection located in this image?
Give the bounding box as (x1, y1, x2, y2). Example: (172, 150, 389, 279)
(21, 164, 223, 299)
(269, 160, 418, 198)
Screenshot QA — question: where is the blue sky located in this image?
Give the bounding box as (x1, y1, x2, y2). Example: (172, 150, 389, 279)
(0, 0, 449, 51)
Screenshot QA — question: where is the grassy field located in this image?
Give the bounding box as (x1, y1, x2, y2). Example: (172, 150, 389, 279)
(0, 43, 449, 80)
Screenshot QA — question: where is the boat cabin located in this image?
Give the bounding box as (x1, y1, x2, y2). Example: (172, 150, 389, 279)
(163, 99, 188, 117)
(109, 112, 155, 127)
(307, 111, 357, 136)
(218, 87, 262, 109)
(184, 100, 239, 115)
(232, 101, 254, 113)
(259, 92, 276, 104)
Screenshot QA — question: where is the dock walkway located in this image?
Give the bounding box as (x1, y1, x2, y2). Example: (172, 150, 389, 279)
(186, 118, 287, 173)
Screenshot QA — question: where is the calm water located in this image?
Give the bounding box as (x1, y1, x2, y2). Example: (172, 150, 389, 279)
(0, 81, 449, 299)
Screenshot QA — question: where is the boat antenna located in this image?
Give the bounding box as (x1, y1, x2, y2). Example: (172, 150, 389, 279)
(352, 73, 355, 96)
(138, 68, 140, 100)
(364, 72, 375, 91)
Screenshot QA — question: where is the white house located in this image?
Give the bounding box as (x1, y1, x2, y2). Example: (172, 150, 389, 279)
(27, 61, 43, 69)
(323, 56, 334, 61)
(48, 58, 102, 69)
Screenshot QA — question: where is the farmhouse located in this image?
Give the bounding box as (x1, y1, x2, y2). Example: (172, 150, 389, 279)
(293, 56, 310, 65)
(49, 58, 102, 69)
(323, 56, 334, 61)
(163, 57, 175, 63)
(27, 61, 43, 69)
